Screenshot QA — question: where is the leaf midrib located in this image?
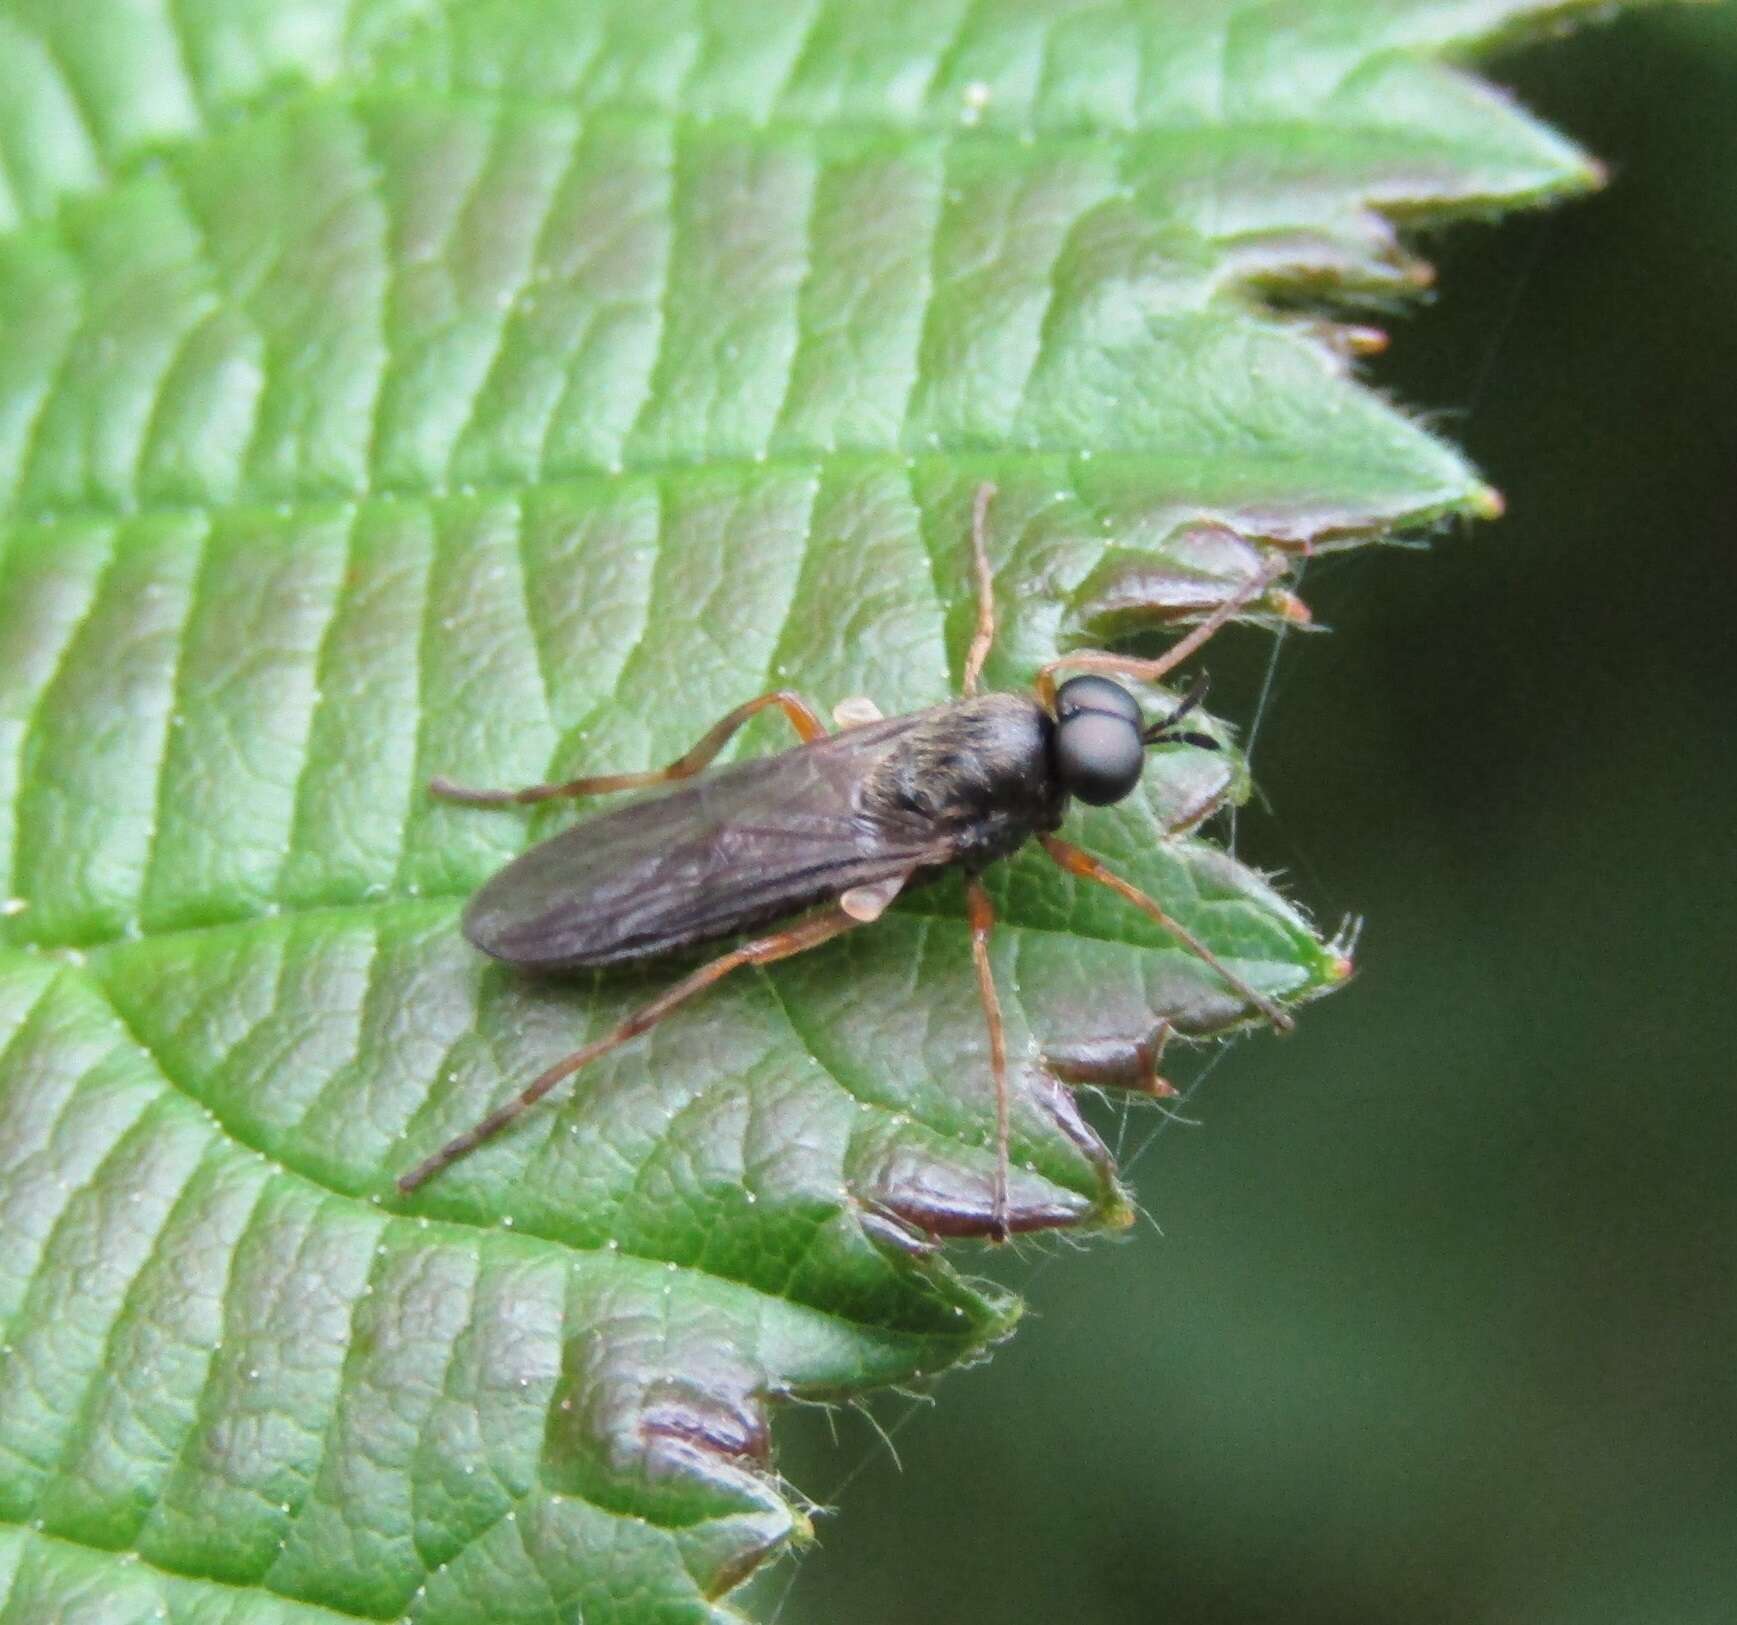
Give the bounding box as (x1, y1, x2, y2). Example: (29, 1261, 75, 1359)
(3, 432, 1465, 539)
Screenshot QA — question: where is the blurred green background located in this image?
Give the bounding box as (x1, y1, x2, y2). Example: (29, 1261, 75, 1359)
(763, 9, 1737, 1623)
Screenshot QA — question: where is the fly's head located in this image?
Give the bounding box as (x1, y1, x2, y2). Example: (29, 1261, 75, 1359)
(1049, 673, 1219, 807)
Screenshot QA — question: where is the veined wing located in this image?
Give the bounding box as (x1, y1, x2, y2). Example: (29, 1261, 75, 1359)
(459, 713, 950, 970)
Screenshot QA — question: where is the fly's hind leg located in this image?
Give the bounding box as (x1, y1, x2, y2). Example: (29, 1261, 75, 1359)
(395, 904, 862, 1194)
(429, 689, 830, 806)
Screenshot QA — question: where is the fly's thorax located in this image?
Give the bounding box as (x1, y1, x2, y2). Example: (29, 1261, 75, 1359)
(862, 692, 1067, 861)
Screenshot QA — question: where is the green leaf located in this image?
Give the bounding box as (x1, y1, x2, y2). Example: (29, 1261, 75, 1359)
(0, 1, 1613, 1619)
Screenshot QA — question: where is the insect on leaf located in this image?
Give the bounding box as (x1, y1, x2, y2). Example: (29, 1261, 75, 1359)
(0, 1, 1622, 1619)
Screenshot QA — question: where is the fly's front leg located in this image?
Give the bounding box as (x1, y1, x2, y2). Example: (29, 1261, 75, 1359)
(395, 904, 862, 1194)
(429, 689, 829, 806)
(1034, 557, 1285, 710)
(1040, 834, 1295, 1035)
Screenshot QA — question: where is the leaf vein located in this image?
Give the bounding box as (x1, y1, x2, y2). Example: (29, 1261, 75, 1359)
(134, 517, 213, 932)
(35, 1126, 221, 1531)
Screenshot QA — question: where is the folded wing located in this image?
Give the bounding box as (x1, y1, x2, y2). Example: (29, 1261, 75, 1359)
(460, 715, 949, 970)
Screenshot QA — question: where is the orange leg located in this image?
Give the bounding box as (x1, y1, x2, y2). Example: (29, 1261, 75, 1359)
(429, 689, 828, 806)
(395, 906, 861, 1194)
(1040, 835, 1294, 1035)
(961, 482, 999, 697)
(1033, 558, 1286, 710)
(965, 877, 1012, 1241)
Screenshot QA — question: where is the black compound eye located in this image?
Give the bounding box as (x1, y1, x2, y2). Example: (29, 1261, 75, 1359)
(1055, 712, 1143, 804)
(1052, 677, 1144, 806)
(1054, 675, 1142, 727)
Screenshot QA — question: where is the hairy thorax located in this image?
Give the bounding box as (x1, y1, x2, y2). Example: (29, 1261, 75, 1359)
(861, 692, 1067, 870)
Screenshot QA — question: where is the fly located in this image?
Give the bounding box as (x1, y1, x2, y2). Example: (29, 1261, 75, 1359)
(397, 484, 1306, 1238)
